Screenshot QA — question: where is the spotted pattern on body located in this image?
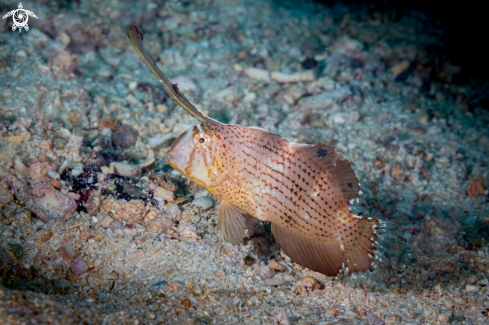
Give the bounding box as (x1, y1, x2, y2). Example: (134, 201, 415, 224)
(127, 25, 382, 276)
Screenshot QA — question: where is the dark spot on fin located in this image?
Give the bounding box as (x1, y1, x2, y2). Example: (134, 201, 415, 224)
(271, 223, 343, 276)
(172, 83, 179, 92)
(218, 201, 259, 245)
(317, 147, 328, 157)
(294, 143, 360, 207)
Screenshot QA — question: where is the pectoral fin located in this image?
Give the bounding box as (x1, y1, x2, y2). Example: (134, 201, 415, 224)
(218, 201, 259, 245)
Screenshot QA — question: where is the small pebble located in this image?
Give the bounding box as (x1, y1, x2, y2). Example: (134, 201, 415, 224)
(112, 124, 138, 148)
(70, 258, 89, 275)
(356, 305, 367, 316)
(390, 60, 410, 77)
(110, 162, 141, 177)
(270, 70, 315, 83)
(0, 180, 14, 207)
(298, 87, 351, 111)
(181, 209, 201, 224)
(214, 270, 225, 277)
(13, 157, 29, 177)
(181, 298, 191, 308)
(272, 307, 290, 325)
(257, 265, 274, 279)
(268, 261, 285, 271)
(16, 50, 27, 58)
(153, 186, 174, 203)
(109, 219, 123, 231)
(28, 181, 77, 222)
(467, 180, 486, 197)
(59, 243, 77, 259)
(125, 94, 142, 106)
(243, 92, 257, 103)
(326, 308, 338, 315)
(101, 216, 114, 228)
(146, 217, 174, 233)
(390, 162, 405, 181)
(167, 204, 181, 222)
(243, 68, 271, 82)
(294, 277, 321, 295)
(330, 113, 346, 124)
(466, 284, 478, 292)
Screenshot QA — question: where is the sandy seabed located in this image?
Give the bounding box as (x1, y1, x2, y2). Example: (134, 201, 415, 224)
(0, 0, 488, 324)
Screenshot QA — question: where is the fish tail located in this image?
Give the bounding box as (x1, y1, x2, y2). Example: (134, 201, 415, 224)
(344, 217, 385, 274)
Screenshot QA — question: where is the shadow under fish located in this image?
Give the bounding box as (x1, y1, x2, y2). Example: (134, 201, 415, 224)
(127, 26, 384, 276)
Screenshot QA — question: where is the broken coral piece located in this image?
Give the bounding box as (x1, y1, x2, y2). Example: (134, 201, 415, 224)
(28, 181, 77, 222)
(65, 133, 83, 163)
(50, 51, 78, 80)
(150, 184, 174, 204)
(146, 216, 174, 233)
(101, 196, 150, 225)
(0, 178, 14, 209)
(29, 157, 57, 183)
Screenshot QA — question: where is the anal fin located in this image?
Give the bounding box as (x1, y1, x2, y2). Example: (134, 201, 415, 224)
(218, 201, 259, 245)
(271, 223, 343, 276)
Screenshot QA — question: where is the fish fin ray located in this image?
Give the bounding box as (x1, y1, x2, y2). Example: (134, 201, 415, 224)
(218, 201, 258, 245)
(294, 143, 360, 206)
(127, 26, 219, 125)
(344, 218, 381, 274)
(271, 223, 343, 276)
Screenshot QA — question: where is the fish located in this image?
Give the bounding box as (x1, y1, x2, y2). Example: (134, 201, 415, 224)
(127, 26, 382, 276)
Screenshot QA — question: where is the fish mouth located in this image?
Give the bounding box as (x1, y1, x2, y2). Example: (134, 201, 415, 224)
(167, 152, 178, 166)
(167, 149, 184, 172)
(167, 156, 181, 173)
(167, 148, 176, 160)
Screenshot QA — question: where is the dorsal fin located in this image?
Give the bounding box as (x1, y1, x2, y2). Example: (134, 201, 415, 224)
(293, 143, 360, 206)
(247, 126, 268, 131)
(127, 26, 220, 125)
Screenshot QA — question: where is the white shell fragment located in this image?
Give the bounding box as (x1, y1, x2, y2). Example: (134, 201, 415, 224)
(190, 196, 214, 210)
(270, 70, 315, 83)
(110, 162, 141, 177)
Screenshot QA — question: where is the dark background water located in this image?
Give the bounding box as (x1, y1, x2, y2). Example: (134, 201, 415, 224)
(313, 0, 486, 83)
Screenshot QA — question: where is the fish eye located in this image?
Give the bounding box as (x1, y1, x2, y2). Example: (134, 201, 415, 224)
(194, 132, 210, 148)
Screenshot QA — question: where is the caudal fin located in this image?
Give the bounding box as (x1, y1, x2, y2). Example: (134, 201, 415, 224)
(343, 217, 383, 274)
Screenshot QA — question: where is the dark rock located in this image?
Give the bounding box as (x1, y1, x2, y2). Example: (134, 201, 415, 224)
(112, 124, 138, 149)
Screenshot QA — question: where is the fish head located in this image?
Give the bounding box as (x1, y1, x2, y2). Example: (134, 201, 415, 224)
(167, 124, 234, 189)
